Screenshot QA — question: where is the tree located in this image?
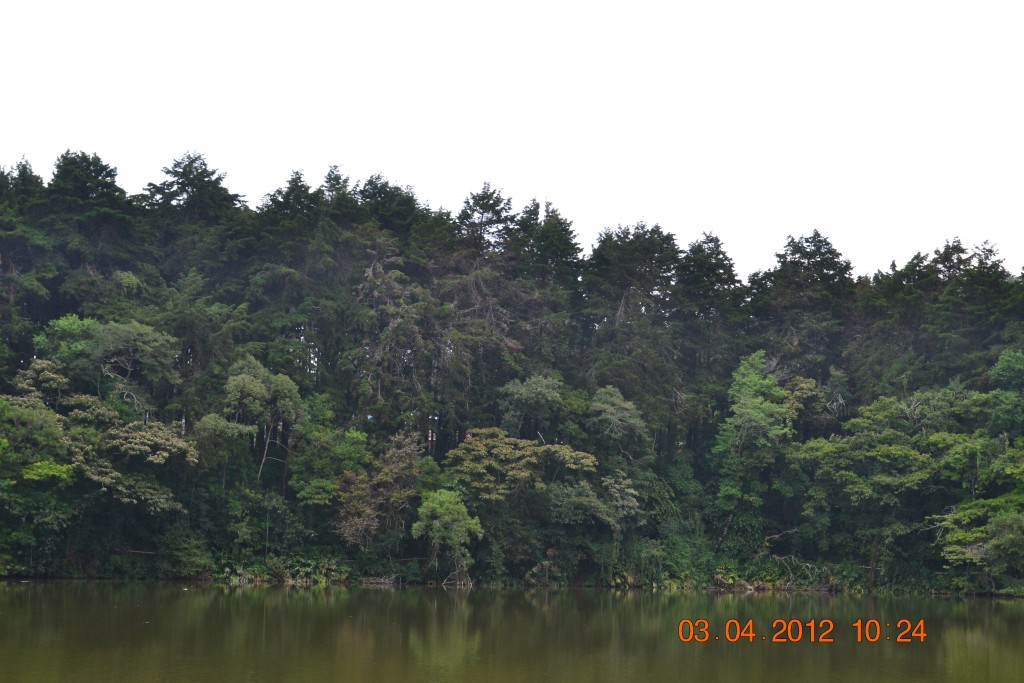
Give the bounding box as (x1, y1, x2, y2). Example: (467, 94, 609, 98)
(584, 223, 679, 312)
(218, 356, 301, 482)
(712, 351, 796, 555)
(791, 395, 937, 586)
(0, 159, 44, 207)
(748, 230, 854, 383)
(194, 413, 256, 480)
(145, 152, 243, 225)
(356, 174, 423, 241)
(456, 183, 515, 253)
(412, 489, 483, 585)
(334, 431, 435, 551)
(161, 269, 248, 426)
(501, 199, 582, 287)
(498, 374, 564, 439)
(990, 350, 1024, 391)
(31, 151, 147, 269)
(672, 233, 748, 448)
(445, 427, 597, 505)
(584, 386, 654, 467)
(581, 225, 682, 445)
(0, 396, 76, 574)
(443, 427, 599, 577)
(33, 315, 180, 416)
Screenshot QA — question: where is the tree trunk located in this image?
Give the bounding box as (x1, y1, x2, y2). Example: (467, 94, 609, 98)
(867, 535, 881, 590)
(257, 423, 270, 481)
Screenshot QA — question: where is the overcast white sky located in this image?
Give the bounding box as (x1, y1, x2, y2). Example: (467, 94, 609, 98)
(5, 1, 1023, 279)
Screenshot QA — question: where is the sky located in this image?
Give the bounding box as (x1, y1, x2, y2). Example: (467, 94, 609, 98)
(5, 1, 1023, 280)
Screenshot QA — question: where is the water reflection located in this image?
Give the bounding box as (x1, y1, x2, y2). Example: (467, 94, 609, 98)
(1, 583, 1021, 682)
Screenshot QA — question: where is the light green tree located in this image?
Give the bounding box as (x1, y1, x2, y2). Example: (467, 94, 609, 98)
(412, 489, 483, 586)
(218, 355, 301, 482)
(712, 351, 795, 554)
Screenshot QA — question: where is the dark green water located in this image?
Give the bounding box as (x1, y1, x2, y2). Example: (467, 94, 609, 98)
(1, 583, 1021, 682)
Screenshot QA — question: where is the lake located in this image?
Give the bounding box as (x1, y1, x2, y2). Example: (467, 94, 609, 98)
(1, 583, 1021, 682)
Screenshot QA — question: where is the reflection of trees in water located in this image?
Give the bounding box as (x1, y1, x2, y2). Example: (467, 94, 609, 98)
(3, 585, 1024, 682)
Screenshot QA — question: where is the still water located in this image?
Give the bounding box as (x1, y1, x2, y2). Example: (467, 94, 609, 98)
(1, 582, 1021, 682)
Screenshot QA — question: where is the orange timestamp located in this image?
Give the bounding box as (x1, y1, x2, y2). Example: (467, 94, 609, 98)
(677, 618, 927, 643)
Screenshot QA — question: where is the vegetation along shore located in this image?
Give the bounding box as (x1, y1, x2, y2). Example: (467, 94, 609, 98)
(2, 152, 1023, 595)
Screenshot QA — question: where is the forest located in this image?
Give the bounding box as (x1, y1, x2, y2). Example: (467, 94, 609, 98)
(1, 151, 1023, 593)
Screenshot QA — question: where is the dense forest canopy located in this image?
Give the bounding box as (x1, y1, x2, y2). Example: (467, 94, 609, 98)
(2, 151, 1023, 592)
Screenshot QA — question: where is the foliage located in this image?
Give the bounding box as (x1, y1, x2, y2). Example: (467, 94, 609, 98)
(412, 489, 483, 584)
(2, 149, 1024, 591)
